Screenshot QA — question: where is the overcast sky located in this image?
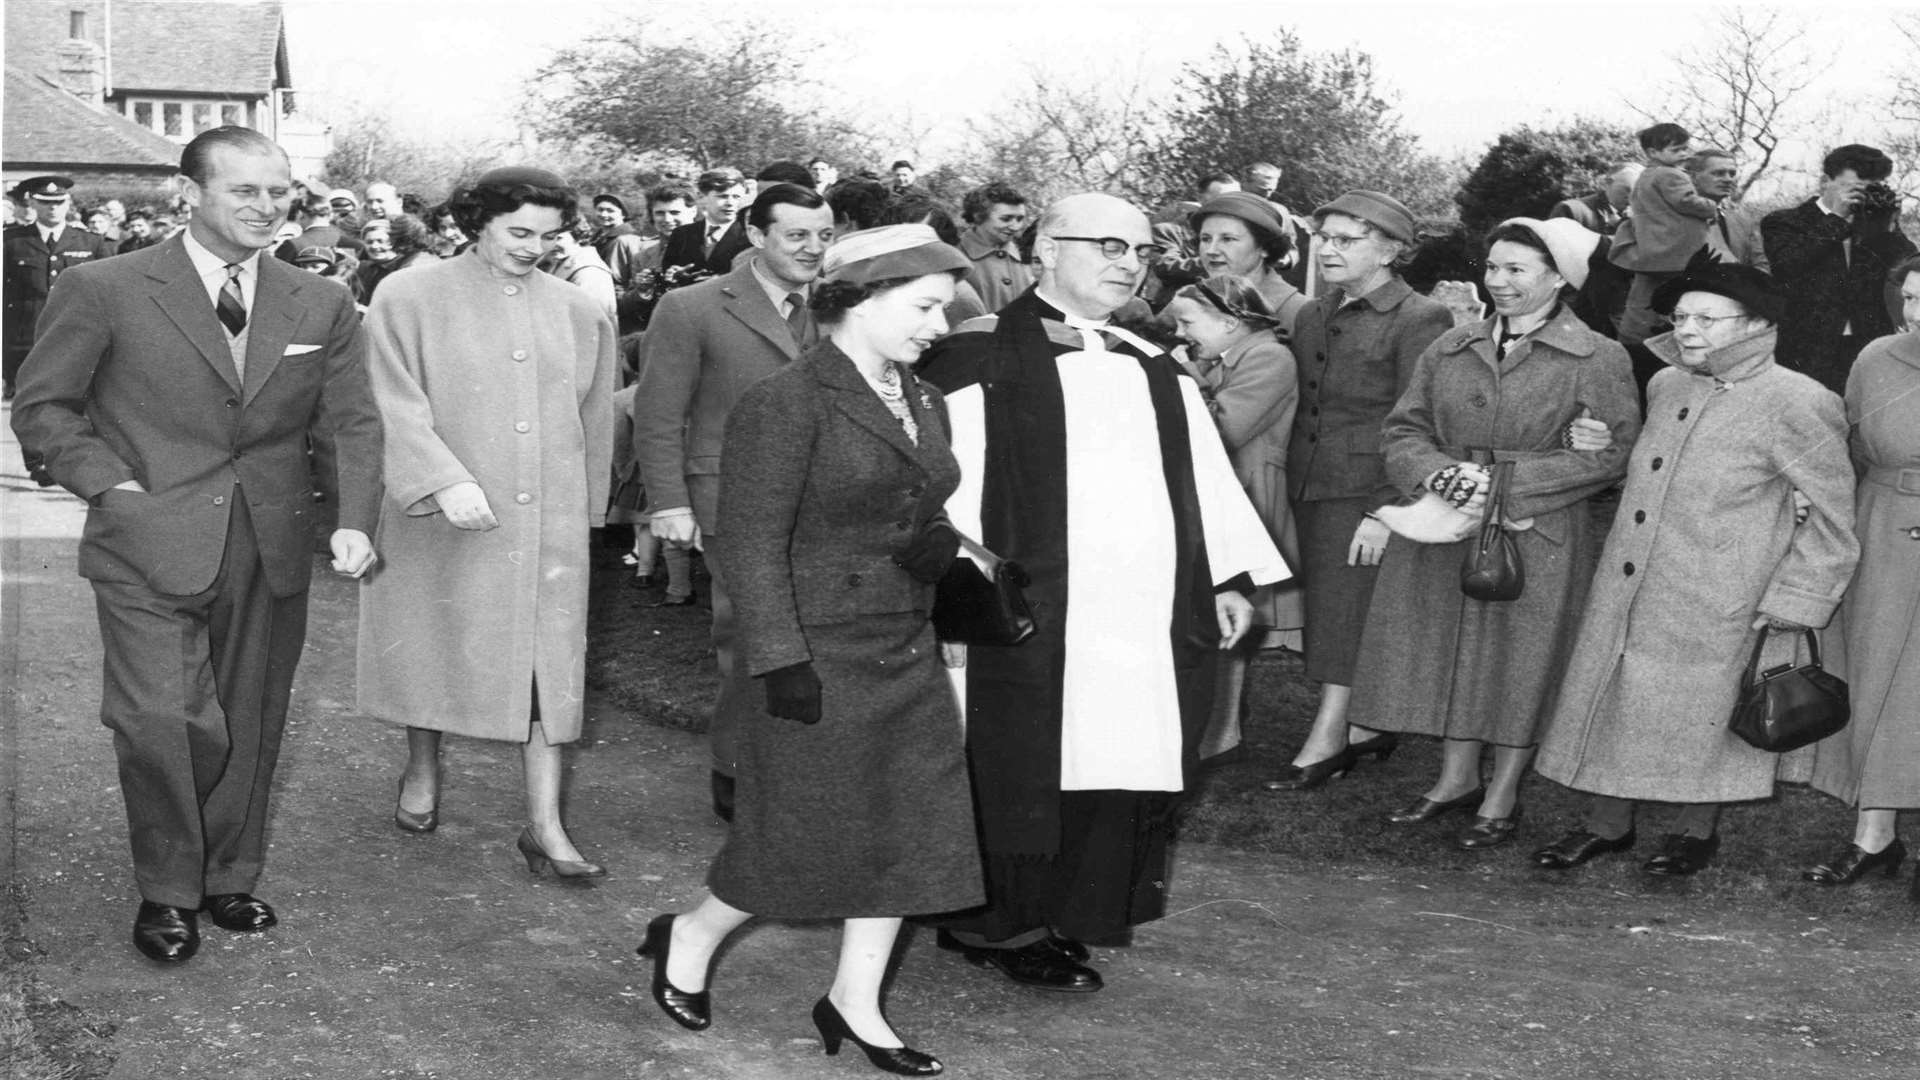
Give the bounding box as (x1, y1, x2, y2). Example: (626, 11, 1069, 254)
(281, 0, 1912, 175)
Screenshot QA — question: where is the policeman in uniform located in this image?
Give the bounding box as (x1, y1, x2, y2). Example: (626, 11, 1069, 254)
(4, 176, 113, 400)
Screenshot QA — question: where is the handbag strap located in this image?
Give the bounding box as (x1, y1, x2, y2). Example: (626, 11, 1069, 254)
(1476, 458, 1513, 530)
(953, 528, 1003, 573)
(1744, 625, 1822, 680)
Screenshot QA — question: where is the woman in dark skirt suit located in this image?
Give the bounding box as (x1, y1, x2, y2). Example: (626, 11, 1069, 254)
(635, 225, 981, 1076)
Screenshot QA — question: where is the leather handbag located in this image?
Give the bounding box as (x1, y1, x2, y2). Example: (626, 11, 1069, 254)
(1459, 459, 1524, 602)
(1728, 627, 1850, 753)
(931, 531, 1036, 646)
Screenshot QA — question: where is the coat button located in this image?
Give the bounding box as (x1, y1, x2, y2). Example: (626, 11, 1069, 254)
(1634, 510, 1646, 524)
(1470, 393, 1488, 407)
(225, 398, 238, 408)
(1623, 562, 1635, 575)
(1651, 457, 1664, 471)
(908, 485, 925, 498)
(213, 495, 225, 506)
(1308, 433, 1318, 443)
(514, 421, 530, 433)
(894, 520, 909, 531)
(231, 450, 241, 461)
(515, 492, 532, 504)
(1307, 380, 1318, 390)
(1678, 408, 1690, 420)
(504, 285, 519, 296)
(846, 573, 863, 586)
(1310, 406, 1319, 416)
(511, 349, 528, 361)
(1909, 527, 1920, 540)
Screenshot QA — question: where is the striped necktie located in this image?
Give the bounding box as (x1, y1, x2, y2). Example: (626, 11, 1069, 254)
(786, 292, 807, 346)
(217, 263, 247, 336)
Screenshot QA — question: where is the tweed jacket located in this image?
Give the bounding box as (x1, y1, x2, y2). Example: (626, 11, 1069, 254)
(1287, 277, 1454, 505)
(715, 341, 958, 676)
(632, 258, 811, 530)
(10, 234, 380, 598)
(1608, 164, 1719, 272)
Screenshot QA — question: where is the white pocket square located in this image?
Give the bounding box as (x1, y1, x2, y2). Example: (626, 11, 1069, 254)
(284, 344, 322, 356)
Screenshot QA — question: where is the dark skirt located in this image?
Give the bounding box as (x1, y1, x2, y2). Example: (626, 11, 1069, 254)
(708, 612, 983, 918)
(1296, 497, 1381, 685)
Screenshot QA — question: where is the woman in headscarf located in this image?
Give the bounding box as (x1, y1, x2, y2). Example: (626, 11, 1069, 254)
(1350, 218, 1640, 850)
(633, 226, 980, 1076)
(1264, 192, 1453, 792)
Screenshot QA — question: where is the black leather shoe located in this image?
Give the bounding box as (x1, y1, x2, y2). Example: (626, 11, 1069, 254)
(202, 893, 277, 932)
(1803, 839, 1906, 885)
(711, 771, 735, 822)
(941, 935, 1102, 992)
(1532, 828, 1636, 869)
(1385, 786, 1486, 825)
(1643, 833, 1719, 877)
(133, 901, 199, 963)
(651, 594, 697, 608)
(1261, 747, 1357, 792)
(1046, 934, 1090, 964)
(1345, 732, 1399, 762)
(1456, 807, 1522, 849)
(811, 996, 943, 1075)
(636, 913, 711, 1030)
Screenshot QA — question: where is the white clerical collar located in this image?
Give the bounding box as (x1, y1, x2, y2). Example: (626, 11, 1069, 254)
(1035, 287, 1110, 330)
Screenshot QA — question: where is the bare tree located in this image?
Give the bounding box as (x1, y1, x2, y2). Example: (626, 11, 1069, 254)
(960, 65, 1162, 205)
(1887, 11, 1920, 197)
(1628, 7, 1833, 199)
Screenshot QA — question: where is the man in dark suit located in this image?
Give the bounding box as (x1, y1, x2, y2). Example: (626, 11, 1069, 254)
(660, 168, 751, 277)
(1762, 143, 1918, 394)
(117, 209, 162, 255)
(3, 176, 113, 399)
(633, 182, 832, 820)
(10, 127, 383, 965)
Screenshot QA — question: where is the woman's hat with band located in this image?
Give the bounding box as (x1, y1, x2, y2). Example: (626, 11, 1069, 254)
(1650, 262, 1782, 324)
(822, 224, 970, 285)
(1313, 190, 1418, 245)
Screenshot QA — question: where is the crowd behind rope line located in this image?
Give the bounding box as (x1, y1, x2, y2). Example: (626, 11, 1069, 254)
(5, 120, 1920, 1075)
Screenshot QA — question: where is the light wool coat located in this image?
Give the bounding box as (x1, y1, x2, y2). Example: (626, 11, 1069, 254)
(1535, 328, 1859, 803)
(356, 251, 617, 742)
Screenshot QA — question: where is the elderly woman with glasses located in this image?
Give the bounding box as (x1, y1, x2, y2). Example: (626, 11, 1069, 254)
(1533, 263, 1858, 877)
(1346, 218, 1640, 849)
(1265, 192, 1453, 792)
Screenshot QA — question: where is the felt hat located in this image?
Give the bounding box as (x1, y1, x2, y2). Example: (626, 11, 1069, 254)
(1651, 262, 1782, 324)
(327, 188, 360, 208)
(16, 176, 75, 201)
(592, 193, 628, 214)
(292, 245, 339, 270)
(1313, 190, 1418, 245)
(1179, 274, 1283, 328)
(822, 224, 969, 285)
(1189, 191, 1289, 244)
(1499, 217, 1600, 290)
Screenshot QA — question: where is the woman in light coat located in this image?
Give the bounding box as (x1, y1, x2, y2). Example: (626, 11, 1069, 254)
(1533, 264, 1858, 877)
(357, 168, 616, 877)
(1804, 257, 1920, 894)
(1351, 218, 1639, 849)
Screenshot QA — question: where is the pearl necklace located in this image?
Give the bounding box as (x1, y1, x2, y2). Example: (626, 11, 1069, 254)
(865, 362, 905, 401)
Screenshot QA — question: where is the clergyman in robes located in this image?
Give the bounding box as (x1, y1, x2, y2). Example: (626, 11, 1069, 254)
(918, 193, 1290, 992)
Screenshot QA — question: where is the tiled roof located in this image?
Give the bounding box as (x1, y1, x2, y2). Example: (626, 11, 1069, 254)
(3, 66, 181, 170)
(109, 1, 288, 96)
(4, 1, 287, 98)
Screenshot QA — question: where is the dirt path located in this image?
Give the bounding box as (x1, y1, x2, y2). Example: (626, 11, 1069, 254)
(4, 413, 1918, 1079)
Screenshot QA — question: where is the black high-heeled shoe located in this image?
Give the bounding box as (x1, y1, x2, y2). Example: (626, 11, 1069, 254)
(516, 826, 606, 882)
(811, 997, 941, 1076)
(393, 776, 438, 834)
(635, 914, 711, 1031)
(1803, 838, 1907, 885)
(1345, 732, 1399, 762)
(1385, 786, 1486, 825)
(1261, 746, 1357, 792)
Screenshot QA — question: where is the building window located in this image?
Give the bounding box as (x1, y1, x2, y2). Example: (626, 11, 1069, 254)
(122, 97, 257, 142)
(162, 102, 182, 137)
(69, 10, 87, 38)
(221, 103, 243, 127)
(133, 101, 153, 129)
(192, 103, 213, 133)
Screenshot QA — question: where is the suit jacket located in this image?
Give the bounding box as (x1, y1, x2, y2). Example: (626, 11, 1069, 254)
(715, 341, 959, 676)
(9, 235, 383, 598)
(1609, 164, 1718, 272)
(4, 223, 114, 361)
(632, 258, 813, 530)
(1762, 198, 1917, 379)
(661, 218, 750, 277)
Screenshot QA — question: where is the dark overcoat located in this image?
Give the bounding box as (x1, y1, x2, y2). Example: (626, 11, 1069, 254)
(3, 223, 113, 371)
(708, 341, 981, 917)
(1536, 329, 1859, 802)
(1348, 306, 1640, 746)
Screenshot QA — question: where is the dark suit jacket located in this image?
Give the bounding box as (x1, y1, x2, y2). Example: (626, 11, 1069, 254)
(4, 224, 114, 361)
(1761, 198, 1917, 380)
(632, 259, 814, 530)
(9, 235, 383, 598)
(715, 341, 959, 676)
(661, 218, 749, 277)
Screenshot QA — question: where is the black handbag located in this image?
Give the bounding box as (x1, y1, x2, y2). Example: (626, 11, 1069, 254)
(1728, 626, 1850, 753)
(1459, 459, 1524, 602)
(931, 531, 1036, 646)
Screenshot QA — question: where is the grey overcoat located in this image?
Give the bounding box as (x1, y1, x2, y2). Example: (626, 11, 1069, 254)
(1348, 306, 1640, 746)
(1535, 328, 1859, 802)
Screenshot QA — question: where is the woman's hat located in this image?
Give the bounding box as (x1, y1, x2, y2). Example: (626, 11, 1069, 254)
(474, 166, 569, 190)
(292, 246, 339, 270)
(1189, 191, 1289, 243)
(592, 193, 628, 214)
(1313, 190, 1418, 245)
(1499, 217, 1600, 290)
(1651, 262, 1782, 324)
(1178, 274, 1282, 328)
(822, 224, 970, 285)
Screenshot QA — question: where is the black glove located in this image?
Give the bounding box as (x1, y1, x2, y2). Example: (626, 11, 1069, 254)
(762, 661, 822, 725)
(892, 521, 959, 583)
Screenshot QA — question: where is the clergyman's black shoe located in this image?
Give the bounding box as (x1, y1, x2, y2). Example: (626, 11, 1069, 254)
(203, 893, 278, 933)
(133, 901, 199, 963)
(1046, 934, 1090, 963)
(939, 932, 1102, 992)
(1643, 833, 1720, 877)
(1532, 828, 1636, 870)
